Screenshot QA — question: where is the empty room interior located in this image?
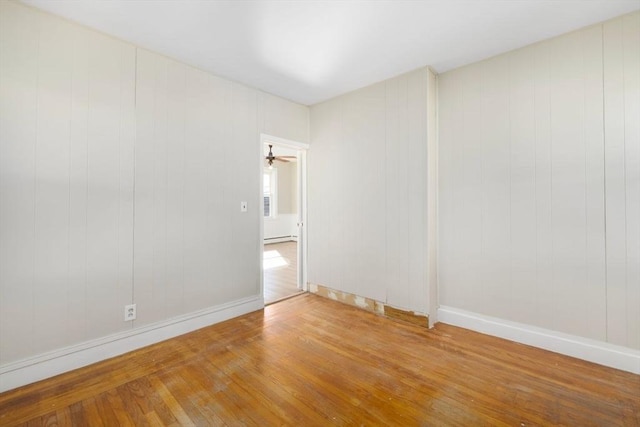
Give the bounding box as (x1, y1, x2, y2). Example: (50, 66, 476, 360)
(0, 0, 639, 425)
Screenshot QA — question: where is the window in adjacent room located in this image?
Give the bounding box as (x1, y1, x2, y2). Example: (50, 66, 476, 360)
(264, 168, 278, 218)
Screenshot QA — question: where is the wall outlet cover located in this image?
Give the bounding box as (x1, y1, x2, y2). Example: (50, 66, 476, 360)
(124, 304, 136, 321)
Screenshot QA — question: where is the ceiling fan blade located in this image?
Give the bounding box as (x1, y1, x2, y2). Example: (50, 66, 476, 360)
(278, 156, 297, 159)
(274, 157, 290, 162)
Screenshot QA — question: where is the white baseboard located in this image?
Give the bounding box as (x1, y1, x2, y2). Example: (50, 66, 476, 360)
(0, 295, 264, 393)
(437, 305, 640, 375)
(264, 236, 297, 244)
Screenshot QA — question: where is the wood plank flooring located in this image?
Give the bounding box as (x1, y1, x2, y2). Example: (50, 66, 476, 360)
(1, 294, 638, 426)
(263, 241, 301, 304)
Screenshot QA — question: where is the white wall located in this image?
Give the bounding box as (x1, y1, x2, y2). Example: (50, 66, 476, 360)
(308, 68, 437, 315)
(603, 13, 640, 350)
(134, 49, 264, 325)
(264, 214, 297, 241)
(276, 161, 296, 215)
(0, 0, 136, 363)
(0, 0, 308, 386)
(438, 12, 639, 350)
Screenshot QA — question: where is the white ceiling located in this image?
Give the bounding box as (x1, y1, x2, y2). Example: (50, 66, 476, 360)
(22, 0, 640, 106)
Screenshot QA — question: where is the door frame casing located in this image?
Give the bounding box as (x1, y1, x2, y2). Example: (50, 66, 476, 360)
(259, 134, 309, 304)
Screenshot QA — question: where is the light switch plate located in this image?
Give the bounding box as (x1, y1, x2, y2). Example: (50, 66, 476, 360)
(240, 201, 248, 212)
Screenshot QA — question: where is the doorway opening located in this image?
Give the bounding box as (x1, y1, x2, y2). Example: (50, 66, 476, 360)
(260, 134, 308, 305)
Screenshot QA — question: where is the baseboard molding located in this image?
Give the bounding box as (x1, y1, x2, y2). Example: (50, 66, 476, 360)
(437, 305, 640, 375)
(264, 236, 297, 244)
(310, 284, 429, 327)
(0, 295, 264, 393)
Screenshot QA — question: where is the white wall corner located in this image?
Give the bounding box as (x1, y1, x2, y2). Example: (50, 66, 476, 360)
(437, 306, 640, 375)
(0, 296, 264, 393)
(426, 67, 439, 328)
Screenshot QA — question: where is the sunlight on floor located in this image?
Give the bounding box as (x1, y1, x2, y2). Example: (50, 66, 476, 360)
(263, 250, 289, 270)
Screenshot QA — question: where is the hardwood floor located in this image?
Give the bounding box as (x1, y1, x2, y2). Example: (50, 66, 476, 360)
(1, 294, 638, 426)
(263, 241, 301, 304)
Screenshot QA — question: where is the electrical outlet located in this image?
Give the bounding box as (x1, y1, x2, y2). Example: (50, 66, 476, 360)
(124, 304, 136, 321)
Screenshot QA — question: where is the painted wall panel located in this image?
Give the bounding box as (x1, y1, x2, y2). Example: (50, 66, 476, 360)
(340, 88, 365, 299)
(480, 55, 512, 321)
(532, 40, 554, 331)
(228, 82, 260, 301)
(581, 26, 606, 339)
(548, 27, 605, 338)
(182, 69, 230, 311)
(84, 35, 136, 339)
(436, 70, 459, 309)
(341, 81, 387, 302)
(0, 0, 39, 362)
(406, 70, 429, 313)
(604, 18, 629, 346)
(458, 64, 484, 312)
(164, 59, 187, 319)
(67, 28, 91, 345)
(426, 69, 438, 323)
(133, 51, 260, 323)
(32, 13, 73, 355)
(457, 65, 483, 313)
(261, 92, 309, 144)
(439, 12, 638, 349)
(132, 49, 307, 326)
(307, 100, 343, 291)
(0, 1, 309, 370)
(621, 13, 640, 350)
(0, 1, 136, 363)
(508, 46, 537, 325)
(384, 76, 409, 307)
(604, 13, 640, 348)
(309, 68, 433, 314)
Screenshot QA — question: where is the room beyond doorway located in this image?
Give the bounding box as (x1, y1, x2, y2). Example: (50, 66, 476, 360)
(263, 241, 303, 304)
(260, 134, 309, 306)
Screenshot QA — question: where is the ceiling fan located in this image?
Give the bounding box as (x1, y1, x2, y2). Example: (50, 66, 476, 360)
(265, 144, 296, 167)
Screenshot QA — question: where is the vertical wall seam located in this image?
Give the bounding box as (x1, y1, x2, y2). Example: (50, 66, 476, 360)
(601, 23, 609, 341)
(549, 41, 555, 330)
(151, 53, 157, 305)
(423, 69, 428, 313)
(406, 75, 410, 307)
(0, 3, 3, 363)
(67, 28, 74, 337)
(479, 66, 484, 307)
(131, 47, 137, 310)
(582, 32, 588, 322)
(116, 46, 123, 323)
(384, 81, 388, 304)
(31, 11, 42, 353)
(533, 45, 538, 323)
(163, 60, 169, 317)
(621, 18, 628, 344)
(434, 72, 440, 315)
(230, 84, 235, 289)
(508, 54, 513, 313)
(83, 36, 89, 340)
(181, 66, 186, 311)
